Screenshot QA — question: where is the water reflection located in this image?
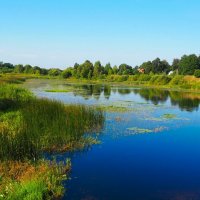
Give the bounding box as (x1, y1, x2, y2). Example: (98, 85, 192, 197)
(23, 80, 200, 112)
(66, 84, 200, 112)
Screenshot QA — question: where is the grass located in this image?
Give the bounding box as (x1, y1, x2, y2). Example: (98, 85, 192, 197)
(0, 86, 104, 161)
(0, 159, 71, 200)
(0, 83, 105, 199)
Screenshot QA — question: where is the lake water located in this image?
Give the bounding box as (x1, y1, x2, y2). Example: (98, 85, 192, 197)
(24, 79, 200, 200)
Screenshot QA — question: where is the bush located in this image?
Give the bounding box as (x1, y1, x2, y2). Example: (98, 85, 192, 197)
(194, 70, 200, 78)
(137, 74, 152, 82)
(0, 84, 33, 101)
(169, 75, 185, 85)
(153, 75, 172, 85)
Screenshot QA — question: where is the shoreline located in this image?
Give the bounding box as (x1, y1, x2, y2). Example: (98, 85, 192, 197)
(1, 73, 200, 94)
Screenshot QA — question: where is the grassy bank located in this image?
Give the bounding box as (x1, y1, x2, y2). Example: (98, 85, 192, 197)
(1, 73, 200, 92)
(0, 83, 104, 199)
(62, 75, 200, 92)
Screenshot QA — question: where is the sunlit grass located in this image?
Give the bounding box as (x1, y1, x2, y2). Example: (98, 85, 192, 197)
(0, 83, 104, 199)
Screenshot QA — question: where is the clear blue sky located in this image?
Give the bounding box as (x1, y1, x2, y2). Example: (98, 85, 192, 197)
(0, 0, 200, 69)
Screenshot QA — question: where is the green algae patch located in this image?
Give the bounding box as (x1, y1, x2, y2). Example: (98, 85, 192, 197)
(127, 126, 168, 135)
(162, 113, 177, 119)
(143, 113, 181, 122)
(100, 105, 132, 112)
(127, 127, 153, 134)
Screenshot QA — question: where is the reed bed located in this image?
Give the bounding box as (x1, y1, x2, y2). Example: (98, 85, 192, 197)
(0, 84, 104, 161)
(0, 83, 104, 199)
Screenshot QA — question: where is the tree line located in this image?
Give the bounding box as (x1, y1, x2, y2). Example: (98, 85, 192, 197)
(1, 54, 200, 78)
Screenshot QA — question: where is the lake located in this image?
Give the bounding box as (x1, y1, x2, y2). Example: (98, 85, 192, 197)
(24, 79, 200, 200)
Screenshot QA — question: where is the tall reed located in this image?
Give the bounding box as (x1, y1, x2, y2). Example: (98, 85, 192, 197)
(0, 84, 104, 161)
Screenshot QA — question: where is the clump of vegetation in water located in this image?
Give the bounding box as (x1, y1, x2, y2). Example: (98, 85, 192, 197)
(127, 126, 168, 135)
(127, 127, 153, 134)
(143, 113, 188, 122)
(44, 89, 71, 93)
(162, 113, 177, 119)
(0, 84, 104, 199)
(100, 105, 131, 112)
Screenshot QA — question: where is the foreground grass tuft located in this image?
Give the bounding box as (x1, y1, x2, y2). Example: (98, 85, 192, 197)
(0, 159, 71, 200)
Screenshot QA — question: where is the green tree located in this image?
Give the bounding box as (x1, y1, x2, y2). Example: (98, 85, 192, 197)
(80, 60, 93, 78)
(40, 68, 48, 75)
(113, 65, 118, 74)
(179, 54, 200, 75)
(118, 64, 132, 75)
(171, 59, 180, 71)
(48, 68, 62, 76)
(194, 69, 200, 78)
(24, 65, 33, 74)
(62, 68, 73, 78)
(14, 64, 24, 73)
(93, 61, 102, 78)
(140, 61, 153, 74)
(151, 58, 170, 74)
(104, 63, 112, 75)
(33, 66, 41, 75)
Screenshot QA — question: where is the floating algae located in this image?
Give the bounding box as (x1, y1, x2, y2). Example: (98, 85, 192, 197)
(126, 126, 168, 135)
(142, 113, 187, 122)
(126, 127, 153, 134)
(162, 113, 177, 119)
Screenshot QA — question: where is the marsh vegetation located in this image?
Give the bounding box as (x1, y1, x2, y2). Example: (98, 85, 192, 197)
(0, 82, 104, 199)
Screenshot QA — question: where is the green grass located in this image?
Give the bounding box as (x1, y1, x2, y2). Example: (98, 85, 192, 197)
(0, 84, 104, 159)
(0, 83, 105, 199)
(0, 97, 104, 161)
(0, 159, 71, 200)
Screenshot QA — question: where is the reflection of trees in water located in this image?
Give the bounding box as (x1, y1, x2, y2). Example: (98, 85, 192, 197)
(133, 88, 169, 105)
(170, 91, 200, 112)
(92, 85, 104, 100)
(70, 84, 200, 111)
(72, 84, 104, 100)
(133, 88, 200, 111)
(117, 88, 132, 95)
(104, 85, 111, 99)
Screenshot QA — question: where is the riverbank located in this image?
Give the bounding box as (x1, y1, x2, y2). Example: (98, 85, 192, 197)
(60, 75, 200, 94)
(1, 73, 200, 93)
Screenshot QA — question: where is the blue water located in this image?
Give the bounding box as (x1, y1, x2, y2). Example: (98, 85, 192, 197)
(24, 80, 200, 200)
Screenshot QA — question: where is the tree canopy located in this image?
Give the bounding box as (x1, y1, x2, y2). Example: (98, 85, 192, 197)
(1, 54, 200, 78)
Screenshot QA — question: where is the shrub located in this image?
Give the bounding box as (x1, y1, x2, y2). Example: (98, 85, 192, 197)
(194, 70, 200, 78)
(169, 75, 185, 85)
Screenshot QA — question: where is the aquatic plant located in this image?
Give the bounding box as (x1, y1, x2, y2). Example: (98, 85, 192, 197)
(127, 127, 153, 134)
(127, 126, 168, 135)
(0, 83, 104, 199)
(44, 89, 71, 93)
(0, 84, 104, 161)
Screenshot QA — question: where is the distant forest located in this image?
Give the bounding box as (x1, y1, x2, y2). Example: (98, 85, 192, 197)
(1, 54, 200, 78)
